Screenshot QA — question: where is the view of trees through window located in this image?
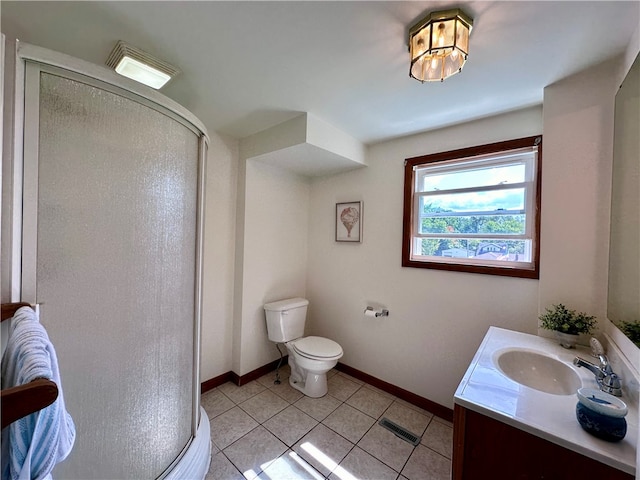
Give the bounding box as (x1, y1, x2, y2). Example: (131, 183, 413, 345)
(419, 204, 528, 259)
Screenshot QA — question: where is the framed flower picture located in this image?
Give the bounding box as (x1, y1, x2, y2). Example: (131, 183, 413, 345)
(336, 201, 363, 242)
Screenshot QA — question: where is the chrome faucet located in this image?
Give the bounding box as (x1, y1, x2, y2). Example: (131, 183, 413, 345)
(573, 338, 622, 396)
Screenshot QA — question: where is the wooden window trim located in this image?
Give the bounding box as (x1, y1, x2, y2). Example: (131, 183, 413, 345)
(402, 135, 542, 279)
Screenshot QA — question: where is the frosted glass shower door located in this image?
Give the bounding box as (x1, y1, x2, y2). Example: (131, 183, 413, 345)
(22, 66, 202, 479)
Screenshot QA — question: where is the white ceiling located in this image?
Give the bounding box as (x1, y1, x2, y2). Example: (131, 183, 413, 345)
(2, 1, 639, 145)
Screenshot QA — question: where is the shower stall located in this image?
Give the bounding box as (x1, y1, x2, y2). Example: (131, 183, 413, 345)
(2, 41, 210, 478)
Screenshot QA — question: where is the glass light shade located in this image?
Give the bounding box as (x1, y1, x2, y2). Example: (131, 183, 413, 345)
(409, 9, 473, 83)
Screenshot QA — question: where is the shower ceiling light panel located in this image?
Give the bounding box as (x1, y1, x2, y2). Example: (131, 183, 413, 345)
(106, 41, 180, 89)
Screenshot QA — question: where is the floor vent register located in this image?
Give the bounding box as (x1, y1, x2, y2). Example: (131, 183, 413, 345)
(378, 417, 421, 446)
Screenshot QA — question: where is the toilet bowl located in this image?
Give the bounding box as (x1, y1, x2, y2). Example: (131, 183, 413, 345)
(286, 336, 343, 398)
(263, 298, 343, 398)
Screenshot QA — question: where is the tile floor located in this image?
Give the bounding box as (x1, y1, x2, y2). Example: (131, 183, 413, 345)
(202, 366, 453, 479)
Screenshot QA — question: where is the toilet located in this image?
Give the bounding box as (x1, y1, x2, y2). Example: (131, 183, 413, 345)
(264, 297, 343, 398)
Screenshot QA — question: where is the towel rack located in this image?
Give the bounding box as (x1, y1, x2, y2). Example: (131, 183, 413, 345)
(1, 303, 59, 429)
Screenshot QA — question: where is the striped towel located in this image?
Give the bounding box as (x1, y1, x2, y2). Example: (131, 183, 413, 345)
(1, 306, 75, 480)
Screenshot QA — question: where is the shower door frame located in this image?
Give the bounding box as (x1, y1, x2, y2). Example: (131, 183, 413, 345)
(7, 41, 208, 477)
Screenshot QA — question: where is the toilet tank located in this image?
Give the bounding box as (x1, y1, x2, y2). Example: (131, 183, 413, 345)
(264, 297, 309, 343)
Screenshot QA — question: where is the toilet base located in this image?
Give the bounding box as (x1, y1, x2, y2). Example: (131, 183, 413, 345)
(285, 343, 340, 398)
(289, 372, 328, 398)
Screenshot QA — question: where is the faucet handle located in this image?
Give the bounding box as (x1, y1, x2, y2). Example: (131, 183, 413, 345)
(597, 354, 613, 374)
(601, 373, 623, 397)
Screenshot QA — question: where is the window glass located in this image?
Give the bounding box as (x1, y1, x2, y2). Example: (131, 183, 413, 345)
(403, 136, 541, 278)
(420, 162, 526, 192)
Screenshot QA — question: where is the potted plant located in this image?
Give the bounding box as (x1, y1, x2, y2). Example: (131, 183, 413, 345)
(539, 303, 596, 348)
(619, 320, 640, 348)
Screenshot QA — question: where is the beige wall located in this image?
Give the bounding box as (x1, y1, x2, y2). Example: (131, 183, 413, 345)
(537, 58, 618, 343)
(233, 159, 311, 376)
(305, 107, 543, 408)
(200, 132, 239, 381)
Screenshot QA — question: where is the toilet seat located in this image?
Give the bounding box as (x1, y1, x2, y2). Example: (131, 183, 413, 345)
(291, 336, 343, 360)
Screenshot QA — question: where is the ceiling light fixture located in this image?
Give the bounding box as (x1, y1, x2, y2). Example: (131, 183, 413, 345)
(409, 8, 473, 83)
(106, 41, 180, 89)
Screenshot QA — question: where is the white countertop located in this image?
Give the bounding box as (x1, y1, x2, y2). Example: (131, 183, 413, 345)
(454, 326, 638, 476)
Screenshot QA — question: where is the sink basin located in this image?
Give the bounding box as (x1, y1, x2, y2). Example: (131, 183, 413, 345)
(496, 349, 582, 395)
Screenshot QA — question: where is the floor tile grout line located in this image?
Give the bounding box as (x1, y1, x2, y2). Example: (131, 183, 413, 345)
(201, 390, 236, 420)
(252, 388, 398, 466)
(217, 447, 244, 476)
(226, 382, 348, 477)
(220, 423, 292, 478)
(205, 372, 452, 479)
(272, 387, 357, 478)
(422, 443, 453, 462)
(396, 439, 420, 478)
(318, 399, 417, 476)
(325, 396, 441, 476)
(355, 422, 417, 476)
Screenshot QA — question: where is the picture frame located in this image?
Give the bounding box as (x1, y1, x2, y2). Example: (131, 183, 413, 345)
(336, 201, 363, 243)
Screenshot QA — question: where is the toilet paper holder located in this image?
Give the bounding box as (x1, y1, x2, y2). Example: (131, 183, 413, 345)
(365, 306, 389, 317)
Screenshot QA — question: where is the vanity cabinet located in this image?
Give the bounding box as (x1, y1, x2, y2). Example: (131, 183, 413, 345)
(452, 404, 634, 480)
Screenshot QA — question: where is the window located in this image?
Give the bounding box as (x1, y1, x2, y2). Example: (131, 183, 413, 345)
(402, 136, 542, 278)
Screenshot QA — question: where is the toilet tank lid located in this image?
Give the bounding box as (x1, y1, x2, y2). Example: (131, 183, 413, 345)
(264, 297, 309, 311)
